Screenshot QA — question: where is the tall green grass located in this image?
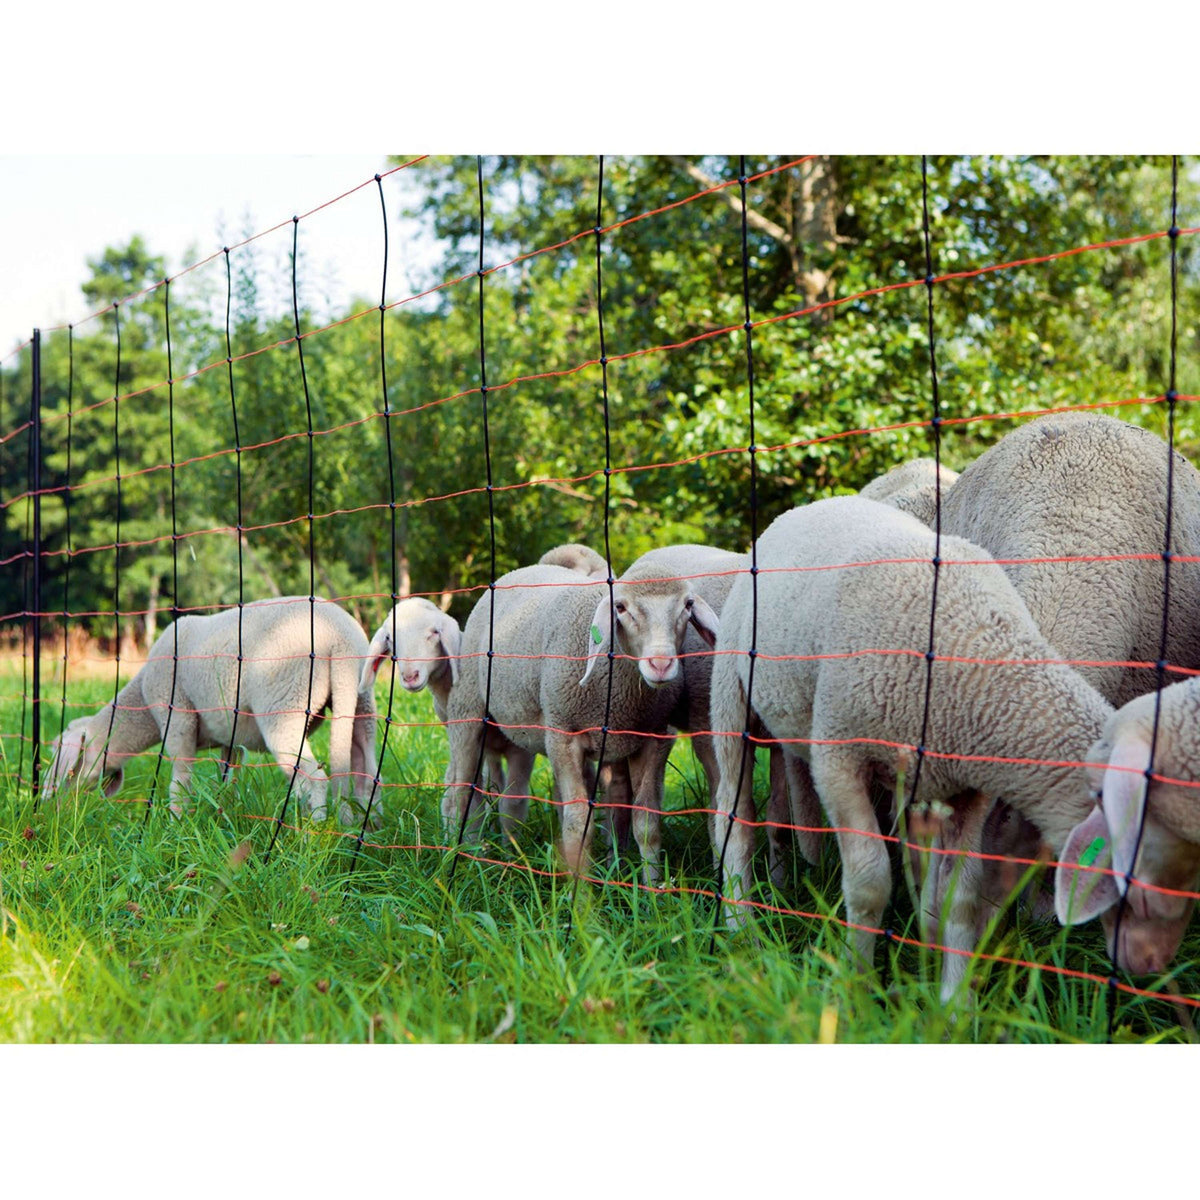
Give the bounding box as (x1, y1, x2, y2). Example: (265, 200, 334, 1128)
(1, 666, 1196, 1043)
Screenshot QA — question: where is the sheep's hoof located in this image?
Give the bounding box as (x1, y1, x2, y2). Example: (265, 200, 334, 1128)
(309, 806, 329, 823)
(168, 803, 187, 820)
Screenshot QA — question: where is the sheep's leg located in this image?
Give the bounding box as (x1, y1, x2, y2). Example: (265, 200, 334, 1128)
(812, 751, 890, 973)
(629, 734, 673, 884)
(546, 729, 593, 874)
(261, 713, 329, 821)
(711, 730, 758, 930)
(783, 750, 824, 867)
(164, 708, 199, 819)
(766, 748, 791, 888)
(326, 703, 356, 808)
(343, 700, 382, 830)
(600, 759, 633, 864)
(498, 746, 536, 844)
(925, 791, 991, 1004)
(441, 722, 491, 845)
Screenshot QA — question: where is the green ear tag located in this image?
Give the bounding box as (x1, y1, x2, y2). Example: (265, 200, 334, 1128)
(590, 624, 603, 645)
(1080, 836, 1107, 868)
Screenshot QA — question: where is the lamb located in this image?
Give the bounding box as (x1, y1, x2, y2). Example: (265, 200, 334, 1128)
(709, 496, 1113, 1001)
(938, 411, 1200, 921)
(441, 559, 719, 876)
(859, 457, 960, 528)
(42, 596, 380, 826)
(1056, 677, 1200, 975)
(625, 542, 825, 880)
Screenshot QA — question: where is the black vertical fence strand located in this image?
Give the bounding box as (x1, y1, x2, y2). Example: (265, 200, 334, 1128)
(29, 329, 42, 800)
(101, 303, 122, 780)
(265, 217, 319, 862)
(350, 173, 399, 870)
(712, 155, 762, 949)
(221, 248, 247, 785)
(565, 154, 617, 933)
(449, 155, 499, 877)
(1106, 154, 1183, 1040)
(146, 278, 181, 820)
(50, 324, 75, 806)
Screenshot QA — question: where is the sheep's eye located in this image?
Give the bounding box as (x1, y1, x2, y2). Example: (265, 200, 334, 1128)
(615, 602, 626, 616)
(685, 597, 694, 610)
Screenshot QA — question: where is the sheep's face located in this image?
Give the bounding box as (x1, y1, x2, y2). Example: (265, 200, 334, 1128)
(1055, 725, 1200, 975)
(361, 601, 462, 695)
(41, 717, 124, 802)
(581, 580, 719, 688)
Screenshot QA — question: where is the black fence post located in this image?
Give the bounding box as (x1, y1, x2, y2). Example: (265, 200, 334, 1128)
(30, 327, 42, 800)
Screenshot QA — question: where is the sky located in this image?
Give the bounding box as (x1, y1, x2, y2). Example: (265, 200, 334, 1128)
(0, 154, 441, 357)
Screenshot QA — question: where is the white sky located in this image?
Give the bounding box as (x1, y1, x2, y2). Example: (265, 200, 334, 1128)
(0, 154, 440, 356)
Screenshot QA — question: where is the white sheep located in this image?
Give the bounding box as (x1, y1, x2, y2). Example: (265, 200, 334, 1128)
(442, 559, 719, 876)
(1056, 676, 1200, 975)
(941, 411, 1200, 707)
(859, 457, 960, 528)
(710, 496, 1113, 1001)
(939, 411, 1200, 922)
(43, 596, 380, 826)
(623, 542, 825, 881)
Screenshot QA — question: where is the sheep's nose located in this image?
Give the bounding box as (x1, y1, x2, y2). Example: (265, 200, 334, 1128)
(647, 656, 675, 680)
(1118, 924, 1174, 976)
(402, 670, 422, 688)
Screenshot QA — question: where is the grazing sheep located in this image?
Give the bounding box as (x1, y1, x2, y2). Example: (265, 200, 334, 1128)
(442, 560, 719, 877)
(627, 542, 825, 880)
(939, 411, 1200, 924)
(42, 597, 380, 826)
(710, 496, 1113, 1001)
(859, 457, 960, 528)
(1056, 677, 1200, 975)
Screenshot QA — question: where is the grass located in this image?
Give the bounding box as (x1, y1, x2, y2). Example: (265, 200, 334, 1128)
(1, 665, 1197, 1044)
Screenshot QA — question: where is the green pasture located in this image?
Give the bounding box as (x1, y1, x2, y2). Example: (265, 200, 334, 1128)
(1, 665, 1197, 1044)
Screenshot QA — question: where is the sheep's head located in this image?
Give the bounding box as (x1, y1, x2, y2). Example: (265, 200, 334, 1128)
(41, 715, 125, 802)
(361, 598, 462, 695)
(580, 564, 719, 688)
(1055, 725, 1200, 975)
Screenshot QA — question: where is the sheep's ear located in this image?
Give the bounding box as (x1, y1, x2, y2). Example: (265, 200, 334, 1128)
(1054, 805, 1120, 925)
(101, 764, 125, 799)
(436, 612, 462, 685)
(361, 625, 392, 692)
(1102, 729, 1152, 894)
(688, 596, 720, 648)
(580, 595, 612, 687)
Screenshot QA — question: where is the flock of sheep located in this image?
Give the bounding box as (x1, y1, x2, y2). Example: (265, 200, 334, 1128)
(41, 411, 1200, 1002)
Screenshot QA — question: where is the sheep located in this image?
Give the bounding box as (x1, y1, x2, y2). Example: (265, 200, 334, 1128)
(359, 594, 516, 810)
(441, 560, 719, 877)
(624, 542, 825, 881)
(859, 457, 960, 528)
(938, 411, 1200, 924)
(1056, 676, 1200, 975)
(709, 496, 1113, 1001)
(42, 596, 380, 826)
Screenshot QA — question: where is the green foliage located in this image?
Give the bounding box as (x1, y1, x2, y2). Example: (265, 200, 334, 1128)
(3, 156, 1197, 641)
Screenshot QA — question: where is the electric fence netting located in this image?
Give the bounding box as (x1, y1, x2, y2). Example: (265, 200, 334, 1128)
(1, 155, 1198, 1038)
